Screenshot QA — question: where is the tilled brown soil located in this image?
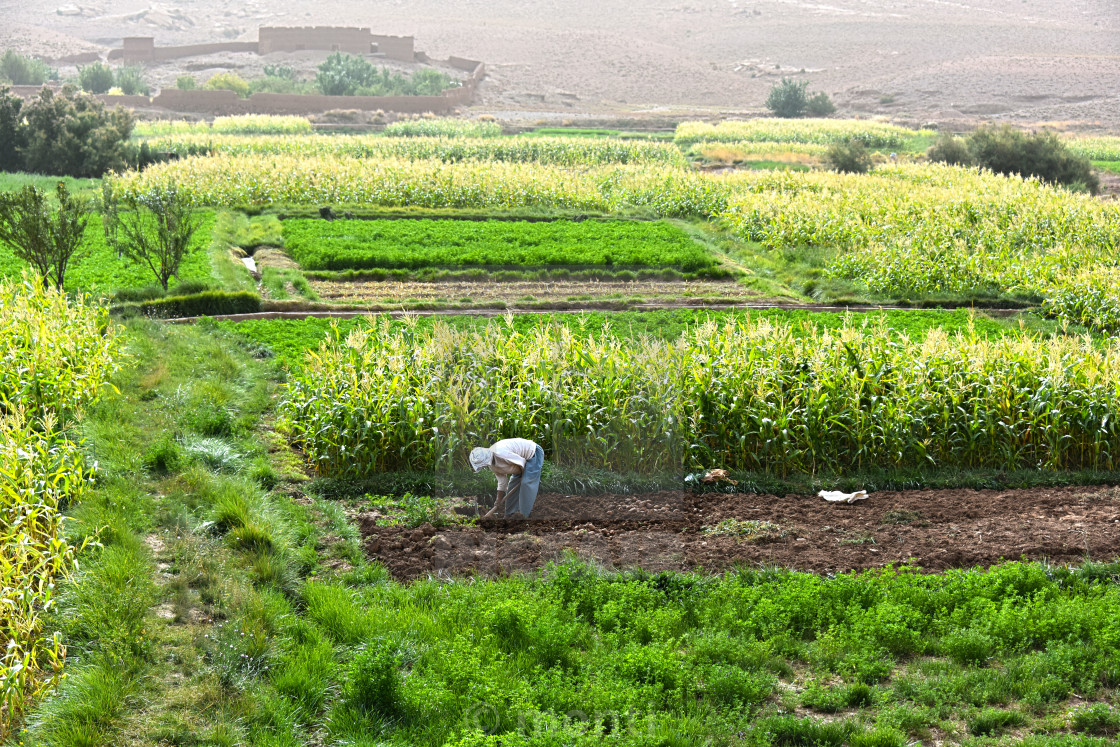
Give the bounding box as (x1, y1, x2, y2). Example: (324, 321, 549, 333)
(358, 485, 1120, 581)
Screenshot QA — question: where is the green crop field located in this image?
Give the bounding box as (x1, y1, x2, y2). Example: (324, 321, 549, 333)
(219, 308, 1039, 368)
(8, 116, 1120, 746)
(0, 212, 216, 295)
(282, 218, 720, 272)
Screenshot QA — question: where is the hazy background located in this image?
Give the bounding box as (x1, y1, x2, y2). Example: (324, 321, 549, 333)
(3, 0, 1118, 125)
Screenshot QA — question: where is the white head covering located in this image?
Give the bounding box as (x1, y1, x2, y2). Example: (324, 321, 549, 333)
(469, 446, 493, 473)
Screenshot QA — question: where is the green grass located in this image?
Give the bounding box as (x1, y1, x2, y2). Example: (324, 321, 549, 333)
(1093, 161, 1120, 175)
(282, 217, 721, 272)
(0, 172, 102, 198)
(218, 307, 1053, 368)
(0, 212, 217, 295)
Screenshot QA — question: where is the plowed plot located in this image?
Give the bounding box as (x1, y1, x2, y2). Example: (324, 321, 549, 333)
(309, 277, 757, 305)
(359, 485, 1120, 581)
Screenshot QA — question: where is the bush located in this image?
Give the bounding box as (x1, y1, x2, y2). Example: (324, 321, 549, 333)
(767, 77, 809, 118)
(927, 132, 971, 166)
(205, 72, 250, 98)
(78, 62, 115, 94)
(176, 75, 197, 91)
(805, 91, 836, 117)
(0, 88, 24, 171)
(134, 290, 262, 319)
(825, 138, 873, 174)
(17, 86, 133, 177)
(0, 50, 52, 85)
(316, 52, 374, 96)
(114, 66, 148, 96)
(316, 53, 456, 97)
(966, 125, 1099, 194)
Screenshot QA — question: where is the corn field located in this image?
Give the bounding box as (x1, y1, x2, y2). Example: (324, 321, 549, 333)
(721, 164, 1120, 295)
(382, 118, 503, 138)
(108, 156, 731, 215)
(674, 119, 929, 148)
(140, 133, 689, 167)
(1064, 135, 1120, 162)
(0, 277, 118, 736)
(132, 115, 313, 137)
(280, 317, 1120, 478)
(113, 154, 1120, 328)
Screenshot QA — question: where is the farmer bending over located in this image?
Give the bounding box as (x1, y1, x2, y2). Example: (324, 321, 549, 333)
(469, 438, 544, 519)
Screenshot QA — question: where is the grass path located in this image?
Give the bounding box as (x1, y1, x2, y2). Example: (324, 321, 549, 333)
(16, 320, 360, 745)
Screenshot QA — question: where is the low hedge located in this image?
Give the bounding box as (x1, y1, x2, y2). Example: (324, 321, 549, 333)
(116, 290, 262, 319)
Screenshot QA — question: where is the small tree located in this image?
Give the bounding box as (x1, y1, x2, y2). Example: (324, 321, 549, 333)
(927, 133, 971, 166)
(965, 125, 1099, 194)
(19, 86, 134, 178)
(316, 52, 376, 96)
(825, 139, 873, 174)
(0, 50, 52, 86)
(0, 183, 90, 289)
(105, 187, 201, 291)
(176, 75, 198, 91)
(805, 91, 836, 117)
(78, 62, 114, 94)
(114, 66, 148, 96)
(766, 77, 808, 118)
(0, 88, 24, 172)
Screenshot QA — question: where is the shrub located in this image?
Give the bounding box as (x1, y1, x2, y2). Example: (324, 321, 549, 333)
(135, 290, 262, 319)
(205, 72, 250, 98)
(78, 62, 115, 94)
(965, 125, 1100, 194)
(114, 66, 148, 96)
(316, 52, 375, 96)
(805, 91, 836, 117)
(0, 50, 52, 86)
(0, 88, 22, 171)
(18, 85, 133, 177)
(825, 138, 873, 174)
(767, 77, 809, 118)
(176, 75, 197, 91)
(927, 132, 971, 166)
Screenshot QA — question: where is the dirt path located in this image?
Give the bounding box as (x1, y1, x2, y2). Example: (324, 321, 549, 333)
(359, 485, 1120, 581)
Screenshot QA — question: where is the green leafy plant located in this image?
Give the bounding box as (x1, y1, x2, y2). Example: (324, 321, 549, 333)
(204, 72, 250, 98)
(0, 50, 52, 86)
(78, 62, 114, 94)
(766, 77, 809, 118)
(825, 138, 873, 174)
